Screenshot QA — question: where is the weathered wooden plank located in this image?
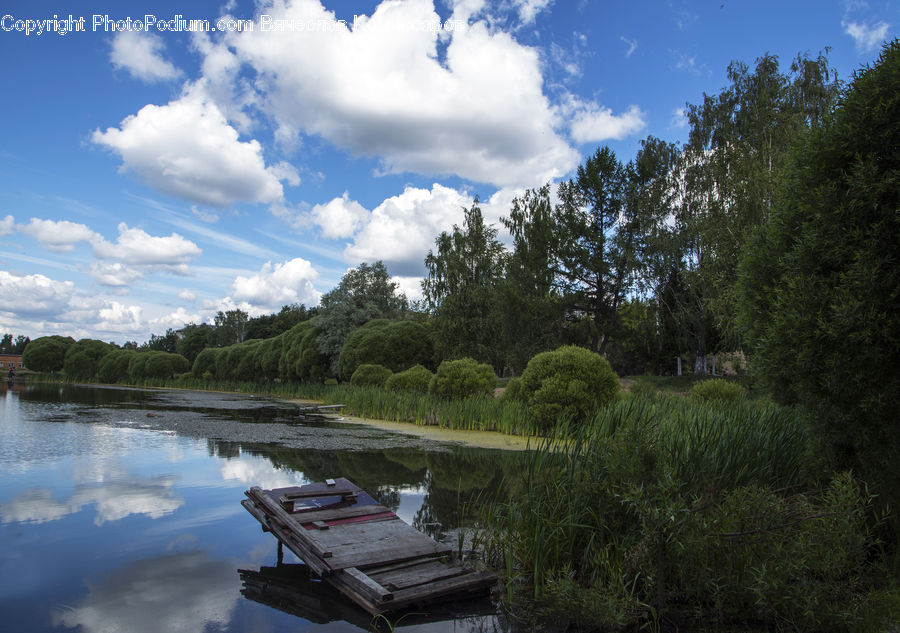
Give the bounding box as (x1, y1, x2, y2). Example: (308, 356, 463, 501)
(247, 487, 333, 560)
(369, 559, 468, 591)
(292, 503, 388, 525)
(327, 540, 452, 571)
(340, 567, 394, 602)
(243, 498, 330, 576)
(388, 570, 497, 609)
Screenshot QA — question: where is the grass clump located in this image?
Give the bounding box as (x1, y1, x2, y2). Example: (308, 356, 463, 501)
(690, 377, 746, 403)
(481, 396, 891, 631)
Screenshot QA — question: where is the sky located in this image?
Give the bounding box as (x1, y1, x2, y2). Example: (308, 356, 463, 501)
(0, 0, 894, 345)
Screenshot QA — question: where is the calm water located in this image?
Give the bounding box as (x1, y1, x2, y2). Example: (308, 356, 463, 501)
(0, 383, 524, 633)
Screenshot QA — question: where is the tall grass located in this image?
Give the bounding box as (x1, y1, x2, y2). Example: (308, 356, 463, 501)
(479, 396, 886, 631)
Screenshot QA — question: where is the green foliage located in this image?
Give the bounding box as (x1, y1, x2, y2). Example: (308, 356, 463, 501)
(143, 351, 189, 379)
(428, 358, 497, 399)
(349, 363, 393, 387)
(297, 327, 331, 383)
(176, 324, 213, 364)
(500, 377, 525, 402)
(738, 41, 900, 500)
(423, 203, 507, 370)
(519, 345, 619, 429)
(98, 349, 136, 383)
(22, 335, 74, 372)
(384, 364, 433, 393)
(337, 319, 434, 380)
(483, 398, 878, 631)
(63, 338, 115, 380)
(689, 378, 746, 403)
(314, 261, 407, 375)
(192, 347, 220, 378)
(279, 320, 314, 380)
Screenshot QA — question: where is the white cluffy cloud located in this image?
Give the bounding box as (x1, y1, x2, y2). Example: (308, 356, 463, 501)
(843, 20, 890, 53)
(310, 193, 369, 239)
(20, 218, 97, 252)
(0, 214, 14, 236)
(211, 0, 578, 188)
(111, 31, 182, 82)
(93, 223, 201, 273)
(569, 103, 646, 144)
(342, 183, 471, 277)
(0, 271, 75, 318)
(92, 85, 294, 207)
(230, 258, 321, 310)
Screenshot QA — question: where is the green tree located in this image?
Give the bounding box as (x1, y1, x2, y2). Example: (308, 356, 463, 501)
(554, 147, 635, 355)
(422, 202, 506, 369)
(683, 50, 841, 349)
(22, 335, 74, 372)
(176, 323, 213, 365)
(501, 185, 566, 374)
(314, 261, 407, 375)
(337, 319, 434, 380)
(98, 349, 137, 383)
(143, 328, 178, 353)
(214, 309, 249, 346)
(739, 41, 900, 488)
(63, 338, 116, 380)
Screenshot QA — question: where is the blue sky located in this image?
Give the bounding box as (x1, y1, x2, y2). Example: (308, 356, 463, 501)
(0, 0, 894, 344)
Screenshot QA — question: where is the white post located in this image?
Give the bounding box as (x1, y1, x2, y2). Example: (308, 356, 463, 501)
(676, 357, 682, 376)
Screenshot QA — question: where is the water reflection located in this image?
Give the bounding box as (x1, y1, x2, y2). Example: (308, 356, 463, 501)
(0, 383, 527, 632)
(52, 550, 241, 633)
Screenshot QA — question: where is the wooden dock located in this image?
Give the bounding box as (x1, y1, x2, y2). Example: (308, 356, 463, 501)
(241, 477, 497, 615)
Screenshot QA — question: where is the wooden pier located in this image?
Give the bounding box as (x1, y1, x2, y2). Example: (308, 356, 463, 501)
(241, 478, 497, 615)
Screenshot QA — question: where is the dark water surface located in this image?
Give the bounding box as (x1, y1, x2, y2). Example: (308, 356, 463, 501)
(0, 383, 523, 633)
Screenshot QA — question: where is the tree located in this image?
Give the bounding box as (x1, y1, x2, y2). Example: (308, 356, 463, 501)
(143, 328, 178, 353)
(337, 319, 434, 380)
(553, 147, 636, 355)
(501, 185, 567, 374)
(22, 335, 74, 372)
(314, 261, 407, 375)
(176, 323, 213, 365)
(683, 50, 841, 349)
(739, 41, 899, 489)
(63, 338, 116, 380)
(422, 202, 506, 369)
(214, 309, 249, 346)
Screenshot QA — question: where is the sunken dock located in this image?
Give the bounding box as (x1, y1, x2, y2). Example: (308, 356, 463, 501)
(241, 477, 497, 615)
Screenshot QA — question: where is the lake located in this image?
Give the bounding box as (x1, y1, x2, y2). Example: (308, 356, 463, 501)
(0, 383, 526, 632)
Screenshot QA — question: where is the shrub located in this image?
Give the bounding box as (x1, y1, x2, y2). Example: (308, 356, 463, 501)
(500, 376, 525, 402)
(690, 378, 746, 403)
(22, 335, 74, 372)
(63, 339, 116, 380)
(338, 319, 435, 380)
(192, 347, 220, 378)
(98, 349, 137, 383)
(428, 358, 497, 399)
(384, 364, 433, 392)
(144, 351, 189, 379)
(297, 327, 331, 383)
(519, 345, 619, 429)
(350, 363, 393, 387)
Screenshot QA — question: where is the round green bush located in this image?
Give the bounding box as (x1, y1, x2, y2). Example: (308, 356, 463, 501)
(500, 376, 525, 402)
(520, 345, 619, 429)
(22, 335, 74, 372)
(428, 358, 497, 399)
(384, 364, 433, 392)
(350, 363, 393, 387)
(690, 378, 746, 403)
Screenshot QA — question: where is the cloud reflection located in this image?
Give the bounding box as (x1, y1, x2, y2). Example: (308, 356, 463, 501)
(219, 456, 307, 489)
(0, 476, 183, 525)
(52, 550, 239, 633)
